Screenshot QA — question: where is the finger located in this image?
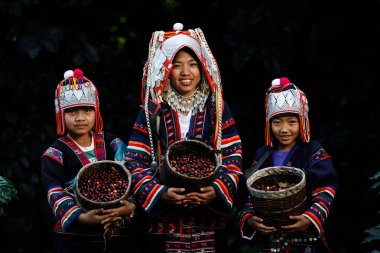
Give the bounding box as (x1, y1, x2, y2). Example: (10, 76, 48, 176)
(119, 200, 130, 207)
(102, 209, 116, 214)
(186, 196, 199, 201)
(252, 216, 264, 223)
(172, 187, 186, 193)
(189, 201, 201, 206)
(281, 224, 294, 230)
(101, 212, 118, 220)
(101, 214, 119, 224)
(199, 187, 209, 192)
(101, 217, 113, 225)
(102, 216, 122, 225)
(91, 208, 104, 214)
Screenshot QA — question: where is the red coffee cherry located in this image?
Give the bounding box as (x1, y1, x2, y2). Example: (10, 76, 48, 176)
(78, 166, 129, 202)
(169, 152, 215, 178)
(253, 181, 295, 191)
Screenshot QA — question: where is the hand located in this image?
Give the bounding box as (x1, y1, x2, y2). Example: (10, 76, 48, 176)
(281, 215, 310, 233)
(77, 208, 117, 226)
(161, 187, 188, 207)
(185, 186, 216, 207)
(101, 200, 136, 225)
(247, 215, 277, 235)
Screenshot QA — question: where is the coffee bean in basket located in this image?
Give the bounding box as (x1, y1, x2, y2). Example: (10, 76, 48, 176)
(254, 181, 296, 191)
(169, 153, 215, 178)
(78, 166, 129, 202)
(161, 140, 221, 192)
(73, 160, 132, 211)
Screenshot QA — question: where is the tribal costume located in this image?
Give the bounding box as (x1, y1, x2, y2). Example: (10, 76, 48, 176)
(239, 78, 338, 253)
(125, 23, 243, 253)
(41, 132, 127, 232)
(240, 140, 338, 252)
(41, 69, 133, 253)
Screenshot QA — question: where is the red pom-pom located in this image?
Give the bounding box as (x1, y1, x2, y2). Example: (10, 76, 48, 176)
(280, 77, 290, 85)
(73, 69, 84, 77)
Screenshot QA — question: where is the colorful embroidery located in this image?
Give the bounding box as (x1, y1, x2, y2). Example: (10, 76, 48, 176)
(59, 136, 90, 166)
(44, 147, 63, 165)
(308, 148, 331, 168)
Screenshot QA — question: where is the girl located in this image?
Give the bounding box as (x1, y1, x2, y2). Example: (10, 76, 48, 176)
(239, 77, 338, 253)
(41, 69, 136, 253)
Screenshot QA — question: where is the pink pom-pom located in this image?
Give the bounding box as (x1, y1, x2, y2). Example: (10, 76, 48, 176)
(280, 77, 290, 85)
(73, 69, 84, 77)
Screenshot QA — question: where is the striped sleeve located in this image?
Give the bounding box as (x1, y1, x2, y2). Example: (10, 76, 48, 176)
(302, 148, 338, 235)
(47, 185, 83, 231)
(303, 186, 336, 235)
(124, 110, 167, 213)
(41, 150, 84, 231)
(211, 102, 243, 210)
(238, 195, 257, 240)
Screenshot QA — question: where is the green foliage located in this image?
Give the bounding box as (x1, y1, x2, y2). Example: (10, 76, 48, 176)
(370, 172, 380, 195)
(362, 172, 380, 249)
(0, 176, 18, 217)
(362, 225, 380, 244)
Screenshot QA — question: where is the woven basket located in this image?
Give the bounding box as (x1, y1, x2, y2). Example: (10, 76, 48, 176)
(246, 166, 307, 228)
(75, 160, 132, 212)
(160, 140, 221, 192)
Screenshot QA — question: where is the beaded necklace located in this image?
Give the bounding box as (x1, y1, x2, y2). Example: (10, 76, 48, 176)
(166, 84, 209, 116)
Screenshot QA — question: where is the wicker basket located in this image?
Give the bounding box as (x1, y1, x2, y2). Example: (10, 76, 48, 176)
(160, 140, 221, 192)
(75, 160, 132, 212)
(246, 166, 307, 228)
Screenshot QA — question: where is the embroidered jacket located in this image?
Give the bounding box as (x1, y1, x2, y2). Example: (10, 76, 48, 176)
(41, 131, 128, 232)
(125, 99, 243, 217)
(239, 140, 338, 240)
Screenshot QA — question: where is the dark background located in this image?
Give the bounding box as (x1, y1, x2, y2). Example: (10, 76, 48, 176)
(1, 0, 379, 252)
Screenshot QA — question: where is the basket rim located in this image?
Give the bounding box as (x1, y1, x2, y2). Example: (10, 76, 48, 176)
(165, 139, 221, 181)
(76, 160, 132, 205)
(246, 166, 306, 198)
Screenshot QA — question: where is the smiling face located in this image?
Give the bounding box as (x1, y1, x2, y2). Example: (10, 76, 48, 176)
(271, 115, 300, 151)
(169, 48, 202, 97)
(64, 107, 95, 138)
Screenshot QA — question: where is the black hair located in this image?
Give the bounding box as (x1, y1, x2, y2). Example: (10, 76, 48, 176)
(64, 106, 94, 113)
(175, 47, 201, 68)
(173, 46, 204, 83)
(270, 112, 299, 121)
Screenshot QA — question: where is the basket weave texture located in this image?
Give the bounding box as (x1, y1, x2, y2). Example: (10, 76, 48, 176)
(75, 160, 132, 212)
(160, 140, 221, 192)
(246, 166, 307, 227)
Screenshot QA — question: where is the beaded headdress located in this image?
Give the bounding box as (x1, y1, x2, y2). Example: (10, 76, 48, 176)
(141, 22, 222, 102)
(54, 69, 103, 135)
(141, 23, 223, 164)
(265, 77, 310, 146)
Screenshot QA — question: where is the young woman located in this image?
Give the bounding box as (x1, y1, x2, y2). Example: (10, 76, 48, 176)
(124, 23, 243, 253)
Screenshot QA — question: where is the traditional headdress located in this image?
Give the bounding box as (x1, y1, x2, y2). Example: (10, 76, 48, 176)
(141, 23, 223, 164)
(54, 69, 103, 135)
(264, 77, 310, 147)
(141, 22, 222, 101)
